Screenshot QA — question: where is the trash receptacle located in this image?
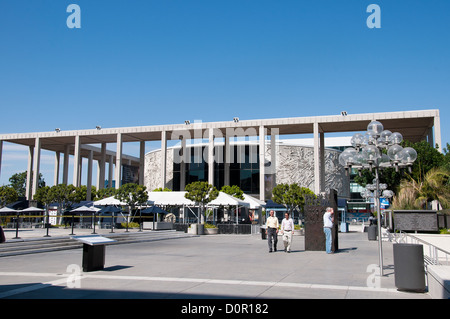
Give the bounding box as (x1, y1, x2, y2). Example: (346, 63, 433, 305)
(368, 225, 377, 240)
(393, 243, 426, 292)
(197, 224, 204, 235)
(261, 226, 267, 240)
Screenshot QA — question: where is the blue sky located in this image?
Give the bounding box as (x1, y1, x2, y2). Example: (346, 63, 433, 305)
(0, 0, 449, 186)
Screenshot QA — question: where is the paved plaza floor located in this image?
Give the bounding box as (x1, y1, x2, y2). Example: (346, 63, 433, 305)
(0, 228, 432, 303)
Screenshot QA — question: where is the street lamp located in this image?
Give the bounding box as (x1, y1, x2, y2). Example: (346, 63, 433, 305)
(339, 120, 417, 276)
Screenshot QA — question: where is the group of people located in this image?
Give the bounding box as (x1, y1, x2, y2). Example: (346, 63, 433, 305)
(265, 207, 335, 254)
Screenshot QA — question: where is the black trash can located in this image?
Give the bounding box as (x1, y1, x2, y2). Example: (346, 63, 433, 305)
(261, 227, 267, 240)
(393, 243, 426, 292)
(368, 225, 377, 241)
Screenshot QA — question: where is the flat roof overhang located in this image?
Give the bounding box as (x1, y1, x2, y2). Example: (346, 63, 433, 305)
(0, 109, 440, 160)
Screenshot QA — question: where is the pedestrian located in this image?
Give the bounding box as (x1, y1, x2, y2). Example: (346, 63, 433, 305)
(266, 210, 278, 253)
(323, 207, 334, 254)
(281, 212, 294, 253)
(0, 225, 5, 243)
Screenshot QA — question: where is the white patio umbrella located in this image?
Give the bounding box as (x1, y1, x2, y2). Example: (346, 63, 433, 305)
(0, 207, 17, 214)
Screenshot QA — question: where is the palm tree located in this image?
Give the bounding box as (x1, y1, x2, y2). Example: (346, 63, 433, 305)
(393, 167, 450, 210)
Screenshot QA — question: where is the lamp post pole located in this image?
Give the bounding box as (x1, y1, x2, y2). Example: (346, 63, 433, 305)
(339, 120, 417, 277)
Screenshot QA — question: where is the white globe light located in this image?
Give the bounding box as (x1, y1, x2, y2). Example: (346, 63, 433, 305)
(402, 147, 418, 163)
(351, 133, 365, 148)
(367, 121, 384, 135)
(364, 131, 378, 145)
(339, 148, 357, 166)
(380, 130, 392, 143)
(389, 132, 403, 145)
(362, 145, 380, 162)
(388, 144, 404, 161)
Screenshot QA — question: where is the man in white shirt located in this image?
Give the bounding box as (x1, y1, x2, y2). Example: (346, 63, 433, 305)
(323, 207, 334, 254)
(281, 212, 295, 253)
(266, 210, 279, 253)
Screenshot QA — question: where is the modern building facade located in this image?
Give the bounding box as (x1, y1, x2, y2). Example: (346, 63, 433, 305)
(0, 109, 442, 202)
(144, 139, 350, 200)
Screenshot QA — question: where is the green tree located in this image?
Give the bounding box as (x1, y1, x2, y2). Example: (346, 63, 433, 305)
(8, 171, 45, 197)
(185, 181, 219, 224)
(48, 184, 76, 215)
(153, 187, 172, 192)
(220, 185, 244, 200)
(354, 140, 445, 192)
(115, 183, 149, 217)
(33, 186, 54, 213)
(96, 187, 117, 200)
(272, 183, 316, 216)
(0, 185, 18, 207)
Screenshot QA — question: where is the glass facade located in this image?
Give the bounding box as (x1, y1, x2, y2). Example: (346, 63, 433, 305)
(172, 145, 260, 194)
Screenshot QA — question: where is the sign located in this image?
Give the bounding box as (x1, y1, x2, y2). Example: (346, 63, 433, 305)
(71, 235, 115, 246)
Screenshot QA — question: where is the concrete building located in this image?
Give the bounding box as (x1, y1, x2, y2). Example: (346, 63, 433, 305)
(0, 109, 442, 201)
(144, 138, 350, 199)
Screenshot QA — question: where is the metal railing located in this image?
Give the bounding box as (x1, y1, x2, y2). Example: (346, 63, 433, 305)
(386, 230, 450, 266)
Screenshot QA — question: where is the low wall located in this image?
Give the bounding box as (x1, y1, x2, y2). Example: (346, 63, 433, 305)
(427, 265, 450, 299)
(218, 224, 251, 234)
(142, 222, 173, 230)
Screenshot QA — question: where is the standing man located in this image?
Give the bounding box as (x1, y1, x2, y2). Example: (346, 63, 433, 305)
(281, 212, 294, 253)
(323, 207, 334, 254)
(266, 210, 279, 253)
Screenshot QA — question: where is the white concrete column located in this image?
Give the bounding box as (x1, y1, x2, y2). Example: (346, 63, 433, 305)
(98, 143, 106, 189)
(208, 128, 214, 186)
(161, 131, 167, 189)
(73, 135, 81, 187)
(320, 131, 325, 192)
(63, 145, 69, 185)
(86, 150, 93, 200)
(0, 140, 3, 182)
(26, 146, 33, 200)
(259, 125, 265, 201)
(180, 137, 186, 190)
(139, 141, 145, 185)
(108, 155, 114, 188)
(435, 113, 442, 153)
(32, 137, 41, 198)
(313, 122, 325, 194)
(224, 135, 230, 186)
(115, 133, 122, 189)
(54, 152, 60, 186)
(0, 140, 3, 180)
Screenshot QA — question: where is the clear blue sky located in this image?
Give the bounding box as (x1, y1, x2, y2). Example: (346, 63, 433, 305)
(0, 0, 449, 186)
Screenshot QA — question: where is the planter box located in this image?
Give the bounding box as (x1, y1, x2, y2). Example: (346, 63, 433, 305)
(204, 228, 219, 235)
(143, 222, 173, 230)
(393, 210, 438, 232)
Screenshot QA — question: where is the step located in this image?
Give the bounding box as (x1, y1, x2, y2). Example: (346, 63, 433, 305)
(0, 231, 197, 257)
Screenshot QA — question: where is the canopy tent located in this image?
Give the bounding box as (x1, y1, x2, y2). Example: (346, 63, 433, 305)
(147, 191, 195, 206)
(207, 192, 250, 208)
(242, 194, 266, 209)
(93, 196, 127, 206)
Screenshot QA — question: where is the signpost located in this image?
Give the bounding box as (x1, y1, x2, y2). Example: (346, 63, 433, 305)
(71, 235, 115, 272)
